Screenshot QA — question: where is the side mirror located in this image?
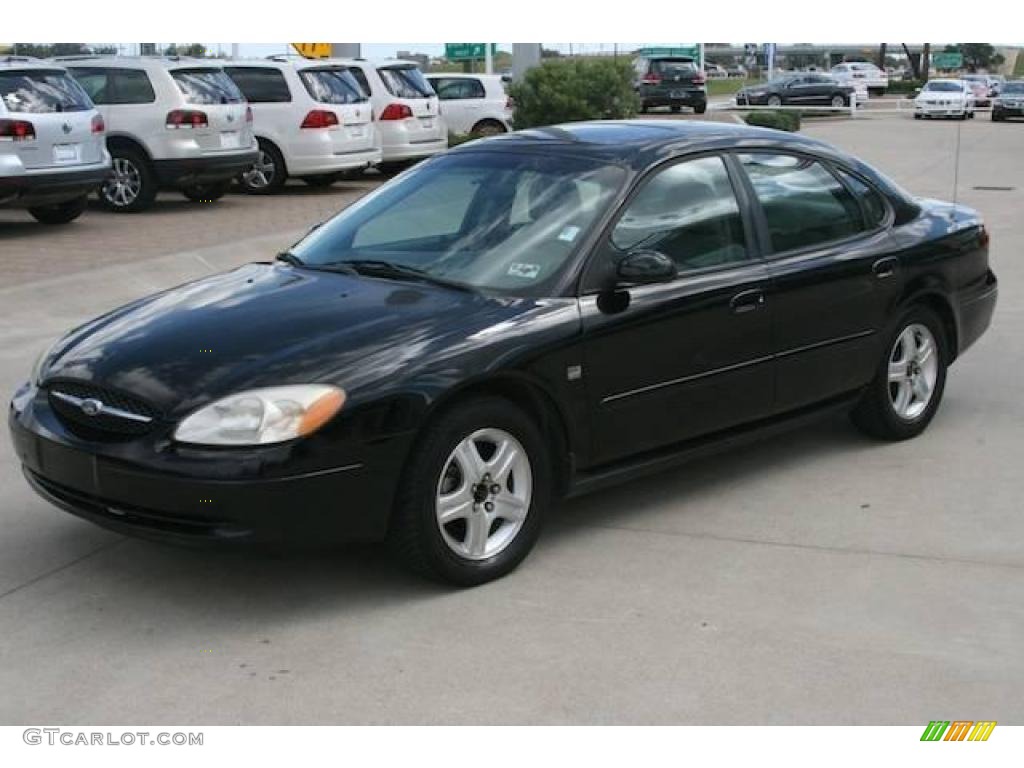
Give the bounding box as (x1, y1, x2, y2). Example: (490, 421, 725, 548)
(617, 250, 676, 285)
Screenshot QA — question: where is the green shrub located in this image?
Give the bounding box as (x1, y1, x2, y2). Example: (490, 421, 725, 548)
(507, 58, 639, 129)
(886, 79, 925, 94)
(743, 110, 801, 132)
(448, 132, 483, 147)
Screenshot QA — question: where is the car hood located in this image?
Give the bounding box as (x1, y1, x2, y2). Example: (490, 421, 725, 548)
(42, 263, 577, 417)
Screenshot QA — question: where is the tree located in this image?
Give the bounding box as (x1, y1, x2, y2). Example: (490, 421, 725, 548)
(958, 43, 1005, 72)
(507, 57, 638, 129)
(163, 43, 206, 57)
(876, 43, 887, 70)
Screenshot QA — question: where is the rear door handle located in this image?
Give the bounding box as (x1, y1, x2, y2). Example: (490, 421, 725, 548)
(872, 257, 899, 279)
(730, 289, 766, 314)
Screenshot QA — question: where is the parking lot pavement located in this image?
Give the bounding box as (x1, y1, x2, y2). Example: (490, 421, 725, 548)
(1, 115, 1023, 724)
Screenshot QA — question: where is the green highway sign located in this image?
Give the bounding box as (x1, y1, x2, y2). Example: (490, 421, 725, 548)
(445, 43, 497, 61)
(932, 52, 963, 69)
(638, 46, 699, 60)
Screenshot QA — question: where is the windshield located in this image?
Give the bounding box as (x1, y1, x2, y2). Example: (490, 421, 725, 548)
(1001, 82, 1024, 94)
(378, 66, 434, 98)
(299, 66, 367, 104)
(290, 151, 626, 295)
(0, 70, 92, 113)
(171, 69, 244, 104)
(924, 82, 963, 93)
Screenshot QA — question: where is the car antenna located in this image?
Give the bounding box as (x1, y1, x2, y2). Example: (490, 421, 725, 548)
(950, 98, 964, 219)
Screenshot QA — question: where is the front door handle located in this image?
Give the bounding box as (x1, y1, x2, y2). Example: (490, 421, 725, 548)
(872, 257, 899, 279)
(730, 289, 766, 314)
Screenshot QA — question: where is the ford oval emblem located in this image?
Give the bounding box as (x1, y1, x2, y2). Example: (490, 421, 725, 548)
(80, 398, 103, 417)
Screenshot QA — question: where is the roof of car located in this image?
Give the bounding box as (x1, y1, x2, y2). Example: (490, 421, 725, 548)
(454, 119, 834, 164)
(51, 55, 226, 71)
(225, 57, 357, 71)
(0, 55, 66, 71)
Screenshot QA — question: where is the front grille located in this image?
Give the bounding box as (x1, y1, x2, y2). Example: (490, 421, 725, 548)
(46, 379, 161, 441)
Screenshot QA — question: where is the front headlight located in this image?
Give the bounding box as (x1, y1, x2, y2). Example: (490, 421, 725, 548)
(173, 385, 346, 446)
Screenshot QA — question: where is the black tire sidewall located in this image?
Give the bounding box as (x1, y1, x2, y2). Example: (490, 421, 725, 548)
(393, 398, 551, 586)
(239, 139, 286, 194)
(28, 194, 87, 224)
(99, 148, 156, 213)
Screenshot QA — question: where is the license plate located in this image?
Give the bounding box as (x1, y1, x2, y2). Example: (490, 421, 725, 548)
(670, 90, 685, 99)
(220, 131, 240, 149)
(53, 144, 80, 163)
(348, 125, 365, 138)
(420, 118, 434, 130)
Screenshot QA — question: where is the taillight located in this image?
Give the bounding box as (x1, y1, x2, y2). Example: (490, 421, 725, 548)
(0, 118, 36, 141)
(693, 73, 707, 86)
(641, 75, 661, 85)
(91, 114, 105, 134)
(979, 224, 990, 248)
(166, 109, 209, 129)
(300, 110, 339, 129)
(245, 105, 253, 123)
(379, 103, 413, 121)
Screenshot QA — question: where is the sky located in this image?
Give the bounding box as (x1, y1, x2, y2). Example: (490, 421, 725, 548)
(199, 43, 649, 59)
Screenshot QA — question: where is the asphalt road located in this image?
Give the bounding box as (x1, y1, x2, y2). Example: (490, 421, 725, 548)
(1, 115, 1022, 724)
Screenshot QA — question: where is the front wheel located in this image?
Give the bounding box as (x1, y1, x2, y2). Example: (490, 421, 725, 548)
(389, 397, 551, 586)
(766, 95, 783, 107)
(850, 307, 948, 441)
(693, 102, 707, 114)
(831, 94, 846, 108)
(301, 174, 340, 187)
(28, 194, 88, 224)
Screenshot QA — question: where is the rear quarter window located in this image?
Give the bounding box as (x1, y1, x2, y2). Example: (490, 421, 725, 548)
(171, 69, 244, 105)
(225, 67, 291, 103)
(0, 70, 92, 113)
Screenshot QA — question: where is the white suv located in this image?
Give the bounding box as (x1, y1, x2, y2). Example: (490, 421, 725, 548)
(340, 59, 447, 171)
(60, 56, 258, 212)
(224, 58, 381, 193)
(830, 62, 889, 95)
(426, 73, 513, 136)
(0, 57, 110, 224)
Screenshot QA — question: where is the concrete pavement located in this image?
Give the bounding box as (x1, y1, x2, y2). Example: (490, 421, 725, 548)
(0, 117, 1022, 724)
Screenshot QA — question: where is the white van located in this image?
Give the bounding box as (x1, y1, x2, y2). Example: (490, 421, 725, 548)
(0, 56, 110, 224)
(61, 56, 257, 211)
(224, 58, 381, 193)
(339, 59, 447, 171)
(426, 73, 514, 136)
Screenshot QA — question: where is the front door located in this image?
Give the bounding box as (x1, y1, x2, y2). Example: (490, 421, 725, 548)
(580, 154, 774, 466)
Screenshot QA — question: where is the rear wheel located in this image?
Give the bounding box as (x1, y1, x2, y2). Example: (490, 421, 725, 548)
(767, 95, 783, 107)
(181, 180, 230, 202)
(98, 148, 157, 213)
(28, 194, 88, 225)
(238, 140, 286, 194)
(389, 397, 551, 586)
(693, 102, 707, 114)
(831, 94, 846, 108)
(851, 306, 948, 441)
(301, 174, 340, 187)
(471, 119, 507, 136)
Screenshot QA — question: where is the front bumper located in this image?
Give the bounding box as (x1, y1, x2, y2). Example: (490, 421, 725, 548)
(0, 162, 110, 207)
(915, 103, 968, 117)
(9, 386, 409, 546)
(153, 150, 259, 188)
(993, 104, 1024, 118)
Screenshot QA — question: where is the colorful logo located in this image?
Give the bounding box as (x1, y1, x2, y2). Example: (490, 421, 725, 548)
(921, 721, 996, 741)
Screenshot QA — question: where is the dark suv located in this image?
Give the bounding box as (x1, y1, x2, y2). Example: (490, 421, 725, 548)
(633, 55, 707, 114)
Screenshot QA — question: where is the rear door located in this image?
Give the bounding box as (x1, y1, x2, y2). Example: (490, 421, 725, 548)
(69, 66, 158, 147)
(169, 67, 251, 154)
(377, 65, 444, 140)
(429, 77, 484, 134)
(295, 66, 375, 151)
(0, 68, 100, 169)
(735, 152, 902, 413)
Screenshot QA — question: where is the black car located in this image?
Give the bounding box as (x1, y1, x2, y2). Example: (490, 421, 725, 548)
(992, 81, 1024, 121)
(9, 121, 997, 586)
(634, 55, 707, 114)
(737, 74, 855, 107)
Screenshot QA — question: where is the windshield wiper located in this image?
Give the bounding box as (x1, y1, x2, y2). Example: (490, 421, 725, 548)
(324, 260, 476, 293)
(275, 250, 306, 267)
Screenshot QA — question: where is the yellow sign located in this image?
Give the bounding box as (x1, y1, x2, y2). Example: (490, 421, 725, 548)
(291, 43, 331, 59)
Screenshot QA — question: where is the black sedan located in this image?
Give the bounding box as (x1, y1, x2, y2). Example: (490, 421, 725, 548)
(736, 73, 855, 107)
(9, 121, 997, 585)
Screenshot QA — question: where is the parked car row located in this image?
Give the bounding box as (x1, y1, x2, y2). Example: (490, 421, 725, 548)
(735, 73, 857, 108)
(1, 54, 517, 221)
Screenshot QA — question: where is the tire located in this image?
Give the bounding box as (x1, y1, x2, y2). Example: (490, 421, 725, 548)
(377, 160, 416, 176)
(693, 103, 707, 115)
(238, 139, 286, 194)
(301, 174, 340, 187)
(181, 180, 230, 202)
(388, 397, 551, 586)
(992, 112, 1003, 122)
(850, 306, 948, 441)
(767, 95, 783, 107)
(471, 119, 507, 136)
(98, 147, 157, 213)
(831, 94, 846, 108)
(640, 103, 649, 114)
(670, 104, 681, 113)
(28, 194, 87, 225)
(914, 113, 922, 119)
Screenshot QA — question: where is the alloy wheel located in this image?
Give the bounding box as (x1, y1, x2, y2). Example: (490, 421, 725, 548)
(888, 323, 939, 421)
(103, 157, 142, 208)
(435, 428, 532, 560)
(242, 150, 276, 189)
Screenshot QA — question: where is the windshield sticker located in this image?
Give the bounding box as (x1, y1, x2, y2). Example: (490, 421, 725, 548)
(507, 263, 541, 279)
(558, 225, 581, 242)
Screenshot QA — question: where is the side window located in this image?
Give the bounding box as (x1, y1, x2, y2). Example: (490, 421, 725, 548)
(224, 67, 291, 103)
(68, 68, 110, 104)
(835, 168, 888, 228)
(432, 78, 484, 100)
(109, 69, 156, 104)
(611, 156, 749, 273)
(739, 153, 865, 253)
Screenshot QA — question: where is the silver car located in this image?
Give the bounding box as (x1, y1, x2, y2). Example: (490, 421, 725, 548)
(0, 56, 110, 224)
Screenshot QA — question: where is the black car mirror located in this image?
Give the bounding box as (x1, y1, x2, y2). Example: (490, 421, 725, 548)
(617, 250, 677, 285)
